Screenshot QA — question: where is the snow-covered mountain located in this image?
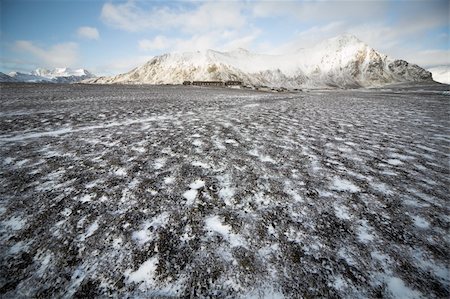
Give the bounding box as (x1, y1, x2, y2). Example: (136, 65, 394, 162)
(86, 34, 432, 88)
(0, 72, 19, 83)
(7, 68, 95, 83)
(427, 66, 450, 84)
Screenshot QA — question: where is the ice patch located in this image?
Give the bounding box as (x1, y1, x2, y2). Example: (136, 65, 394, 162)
(331, 177, 360, 193)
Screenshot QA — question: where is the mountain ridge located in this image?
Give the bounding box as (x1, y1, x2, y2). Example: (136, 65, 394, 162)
(86, 34, 432, 88)
(2, 68, 96, 83)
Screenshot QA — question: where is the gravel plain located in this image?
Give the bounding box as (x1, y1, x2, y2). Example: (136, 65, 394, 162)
(0, 83, 449, 298)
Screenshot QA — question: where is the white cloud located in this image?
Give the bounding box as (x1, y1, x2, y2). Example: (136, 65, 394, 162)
(77, 26, 99, 40)
(251, 1, 389, 22)
(138, 29, 261, 54)
(400, 49, 450, 68)
(101, 1, 246, 33)
(14, 41, 79, 68)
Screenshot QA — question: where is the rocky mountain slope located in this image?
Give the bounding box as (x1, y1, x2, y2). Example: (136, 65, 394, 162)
(86, 34, 432, 88)
(6, 68, 95, 83)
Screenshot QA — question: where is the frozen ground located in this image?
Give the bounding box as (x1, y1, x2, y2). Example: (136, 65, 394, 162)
(0, 83, 449, 298)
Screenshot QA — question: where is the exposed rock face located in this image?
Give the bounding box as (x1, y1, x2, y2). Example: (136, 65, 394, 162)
(388, 60, 432, 81)
(86, 34, 433, 88)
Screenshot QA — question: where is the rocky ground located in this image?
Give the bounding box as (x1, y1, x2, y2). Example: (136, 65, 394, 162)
(0, 83, 449, 298)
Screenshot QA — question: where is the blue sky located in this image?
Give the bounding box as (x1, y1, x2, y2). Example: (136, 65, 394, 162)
(1, 0, 448, 76)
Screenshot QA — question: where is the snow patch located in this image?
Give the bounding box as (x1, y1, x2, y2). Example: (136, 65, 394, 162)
(183, 189, 198, 205)
(3, 216, 26, 230)
(334, 205, 351, 220)
(386, 276, 423, 299)
(189, 179, 205, 190)
(411, 215, 430, 229)
(127, 256, 158, 284)
(204, 215, 244, 247)
(331, 177, 360, 193)
(164, 177, 175, 184)
(387, 159, 403, 166)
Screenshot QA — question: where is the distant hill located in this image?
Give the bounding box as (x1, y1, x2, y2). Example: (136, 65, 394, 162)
(5, 68, 96, 83)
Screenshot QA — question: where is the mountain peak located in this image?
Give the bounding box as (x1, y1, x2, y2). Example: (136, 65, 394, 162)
(232, 48, 250, 54)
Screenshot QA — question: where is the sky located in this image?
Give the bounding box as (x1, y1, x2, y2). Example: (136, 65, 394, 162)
(0, 0, 448, 76)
